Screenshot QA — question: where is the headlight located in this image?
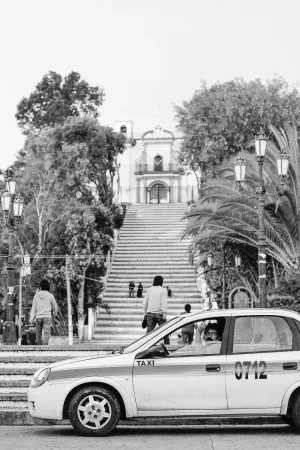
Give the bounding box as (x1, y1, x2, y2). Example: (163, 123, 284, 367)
(30, 368, 51, 389)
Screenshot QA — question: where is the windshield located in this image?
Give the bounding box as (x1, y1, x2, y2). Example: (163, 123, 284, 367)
(122, 316, 180, 354)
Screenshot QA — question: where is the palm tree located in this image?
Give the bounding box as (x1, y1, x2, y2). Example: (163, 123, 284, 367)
(183, 123, 300, 272)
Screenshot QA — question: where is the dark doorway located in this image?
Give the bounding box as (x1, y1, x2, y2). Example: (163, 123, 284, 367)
(148, 184, 169, 204)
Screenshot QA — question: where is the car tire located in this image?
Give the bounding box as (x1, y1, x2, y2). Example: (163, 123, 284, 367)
(291, 393, 300, 431)
(68, 385, 121, 437)
(282, 416, 295, 427)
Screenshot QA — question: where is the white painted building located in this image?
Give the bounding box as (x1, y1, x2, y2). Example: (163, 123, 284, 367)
(113, 116, 198, 204)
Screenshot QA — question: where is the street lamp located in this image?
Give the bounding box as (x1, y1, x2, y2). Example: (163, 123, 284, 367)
(234, 156, 247, 190)
(277, 151, 290, 192)
(0, 168, 24, 344)
(234, 130, 290, 308)
(21, 253, 31, 345)
(207, 253, 213, 267)
(234, 254, 242, 268)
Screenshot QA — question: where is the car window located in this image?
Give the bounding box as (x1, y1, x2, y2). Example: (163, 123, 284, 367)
(123, 317, 179, 354)
(233, 316, 293, 354)
(136, 317, 226, 359)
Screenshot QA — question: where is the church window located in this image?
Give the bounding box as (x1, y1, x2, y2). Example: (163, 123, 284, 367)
(154, 155, 163, 172)
(120, 125, 127, 134)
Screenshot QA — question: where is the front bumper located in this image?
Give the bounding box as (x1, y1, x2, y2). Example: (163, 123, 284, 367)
(28, 381, 69, 420)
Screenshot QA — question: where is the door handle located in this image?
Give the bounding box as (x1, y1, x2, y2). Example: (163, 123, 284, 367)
(283, 362, 298, 370)
(206, 364, 221, 372)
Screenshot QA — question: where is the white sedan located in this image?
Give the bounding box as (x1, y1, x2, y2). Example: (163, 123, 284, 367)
(28, 308, 300, 436)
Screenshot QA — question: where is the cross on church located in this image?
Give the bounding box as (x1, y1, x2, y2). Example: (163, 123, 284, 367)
(155, 106, 161, 126)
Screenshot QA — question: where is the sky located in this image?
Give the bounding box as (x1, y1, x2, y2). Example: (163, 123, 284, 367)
(1, 0, 300, 169)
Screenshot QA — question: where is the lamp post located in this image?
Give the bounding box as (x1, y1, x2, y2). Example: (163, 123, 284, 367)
(21, 253, 31, 344)
(254, 130, 268, 308)
(234, 131, 290, 308)
(1, 168, 24, 344)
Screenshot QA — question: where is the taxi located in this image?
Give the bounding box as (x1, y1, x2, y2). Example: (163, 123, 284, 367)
(28, 308, 300, 436)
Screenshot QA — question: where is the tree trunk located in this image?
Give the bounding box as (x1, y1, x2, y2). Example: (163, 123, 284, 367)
(192, 169, 202, 196)
(272, 257, 278, 288)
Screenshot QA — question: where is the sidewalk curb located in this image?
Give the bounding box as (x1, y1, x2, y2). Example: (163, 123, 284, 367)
(0, 410, 288, 427)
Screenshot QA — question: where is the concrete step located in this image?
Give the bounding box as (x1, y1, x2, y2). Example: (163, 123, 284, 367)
(97, 316, 197, 324)
(110, 266, 194, 271)
(0, 368, 37, 376)
(120, 228, 184, 232)
(99, 302, 201, 310)
(104, 291, 199, 298)
(111, 264, 193, 269)
(113, 256, 190, 262)
(106, 286, 196, 291)
(107, 277, 195, 283)
(103, 294, 200, 301)
(0, 355, 78, 364)
(116, 243, 190, 248)
(0, 380, 30, 388)
(0, 393, 27, 402)
(94, 327, 182, 335)
(115, 251, 189, 256)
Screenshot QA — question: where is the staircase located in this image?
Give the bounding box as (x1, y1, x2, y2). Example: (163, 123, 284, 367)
(95, 204, 202, 344)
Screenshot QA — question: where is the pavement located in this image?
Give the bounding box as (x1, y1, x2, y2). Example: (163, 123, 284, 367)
(0, 425, 300, 450)
(0, 410, 290, 426)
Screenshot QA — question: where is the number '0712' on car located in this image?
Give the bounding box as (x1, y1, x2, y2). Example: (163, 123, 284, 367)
(234, 361, 267, 380)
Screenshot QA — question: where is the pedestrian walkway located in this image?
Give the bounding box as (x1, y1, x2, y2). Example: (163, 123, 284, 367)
(95, 203, 202, 345)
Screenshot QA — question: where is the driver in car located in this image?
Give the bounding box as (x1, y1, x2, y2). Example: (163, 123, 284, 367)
(195, 323, 222, 354)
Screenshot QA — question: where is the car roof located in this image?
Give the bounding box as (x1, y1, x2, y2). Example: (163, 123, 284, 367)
(182, 308, 300, 319)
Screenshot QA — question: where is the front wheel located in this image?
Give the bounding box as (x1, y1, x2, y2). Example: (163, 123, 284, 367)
(291, 393, 300, 430)
(68, 385, 121, 436)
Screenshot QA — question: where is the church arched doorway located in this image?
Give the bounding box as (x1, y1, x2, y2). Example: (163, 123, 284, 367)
(147, 183, 169, 204)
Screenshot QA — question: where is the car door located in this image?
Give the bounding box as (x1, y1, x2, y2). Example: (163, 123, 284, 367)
(226, 313, 300, 410)
(132, 316, 229, 413)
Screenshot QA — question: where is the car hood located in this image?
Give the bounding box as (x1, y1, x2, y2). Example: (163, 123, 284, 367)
(47, 353, 117, 370)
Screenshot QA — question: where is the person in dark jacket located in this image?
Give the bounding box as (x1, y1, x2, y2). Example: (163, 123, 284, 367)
(137, 282, 144, 298)
(29, 279, 58, 345)
(129, 281, 135, 298)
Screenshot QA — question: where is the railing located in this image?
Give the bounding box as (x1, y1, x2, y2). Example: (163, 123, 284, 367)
(135, 163, 181, 174)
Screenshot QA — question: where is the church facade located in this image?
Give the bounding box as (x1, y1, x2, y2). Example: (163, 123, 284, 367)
(113, 117, 198, 205)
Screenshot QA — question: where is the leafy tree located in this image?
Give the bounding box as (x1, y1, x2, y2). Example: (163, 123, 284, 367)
(16, 71, 105, 134)
(63, 206, 112, 342)
(183, 123, 300, 298)
(2, 115, 124, 332)
(175, 77, 300, 185)
(52, 116, 126, 206)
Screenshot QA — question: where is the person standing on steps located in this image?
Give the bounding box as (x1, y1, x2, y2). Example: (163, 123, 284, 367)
(29, 279, 58, 345)
(180, 303, 198, 344)
(129, 281, 135, 298)
(136, 282, 144, 298)
(143, 275, 169, 344)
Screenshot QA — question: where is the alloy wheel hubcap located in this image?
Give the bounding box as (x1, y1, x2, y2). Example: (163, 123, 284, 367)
(77, 394, 112, 429)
